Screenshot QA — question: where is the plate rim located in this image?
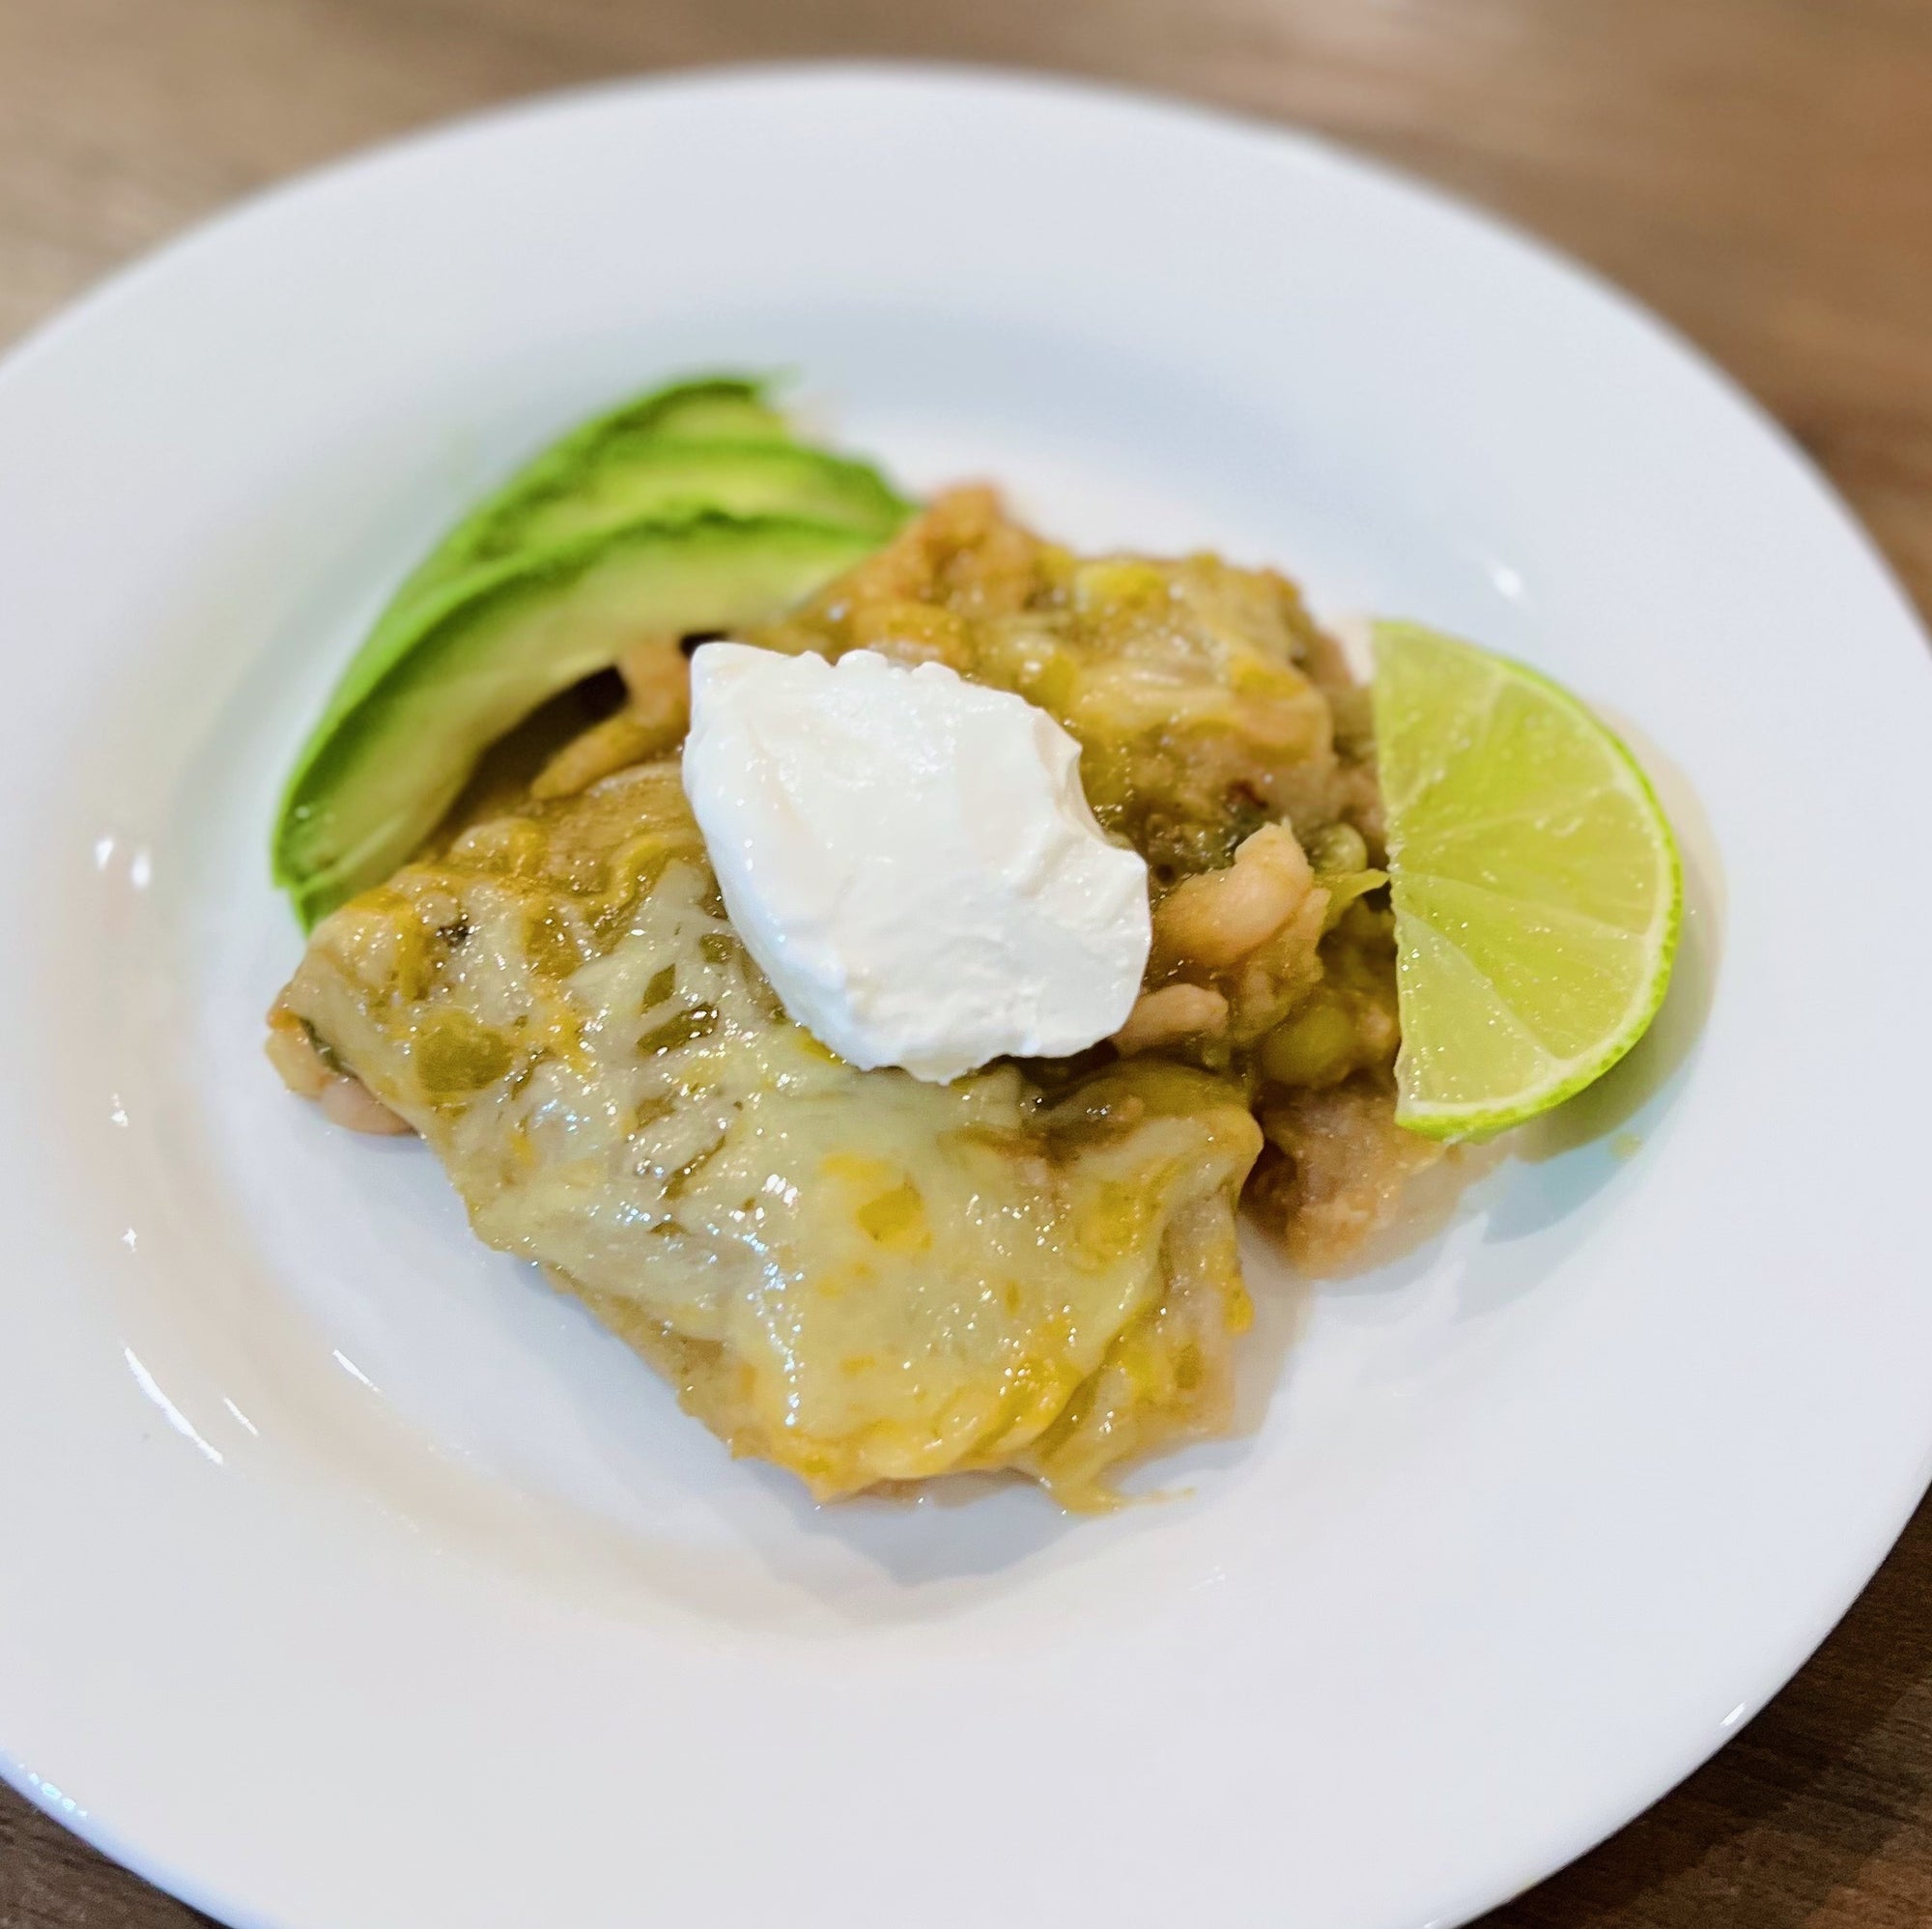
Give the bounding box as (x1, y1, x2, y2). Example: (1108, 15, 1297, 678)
(1, 58, 1928, 1929)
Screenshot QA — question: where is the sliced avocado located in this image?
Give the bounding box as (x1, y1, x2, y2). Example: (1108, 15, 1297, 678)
(455, 438, 906, 566)
(588, 375, 792, 444)
(274, 511, 883, 926)
(347, 440, 905, 743)
(272, 373, 912, 925)
(384, 375, 800, 619)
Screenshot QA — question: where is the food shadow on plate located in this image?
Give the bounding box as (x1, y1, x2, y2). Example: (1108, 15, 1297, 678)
(628, 734, 1724, 1595)
(1518, 789, 1720, 1148)
(739, 1460, 1076, 1591)
(723, 1230, 1321, 1588)
(214, 490, 1719, 1600)
(1315, 717, 1721, 1325)
(1487, 715, 1722, 1223)
(721, 1247, 1315, 1584)
(648, 1243, 1319, 1603)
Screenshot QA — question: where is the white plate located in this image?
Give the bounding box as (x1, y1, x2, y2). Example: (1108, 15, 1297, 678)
(2, 64, 1928, 1929)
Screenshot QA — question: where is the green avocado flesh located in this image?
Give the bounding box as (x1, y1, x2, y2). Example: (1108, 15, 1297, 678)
(271, 374, 912, 928)
(275, 511, 886, 927)
(383, 377, 806, 617)
(453, 439, 906, 565)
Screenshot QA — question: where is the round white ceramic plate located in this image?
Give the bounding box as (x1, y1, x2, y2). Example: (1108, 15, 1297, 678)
(1, 63, 1928, 1929)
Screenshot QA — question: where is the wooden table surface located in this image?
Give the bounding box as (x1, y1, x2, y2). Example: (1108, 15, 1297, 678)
(0, 1, 1927, 1924)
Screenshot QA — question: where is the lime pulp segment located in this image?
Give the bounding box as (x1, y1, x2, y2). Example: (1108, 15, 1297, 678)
(1371, 621, 1682, 1139)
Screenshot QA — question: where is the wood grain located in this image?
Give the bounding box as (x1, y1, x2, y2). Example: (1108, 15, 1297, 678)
(0, 2, 1926, 1924)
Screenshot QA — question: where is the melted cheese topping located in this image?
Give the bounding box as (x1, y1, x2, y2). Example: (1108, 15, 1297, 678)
(277, 763, 1260, 1505)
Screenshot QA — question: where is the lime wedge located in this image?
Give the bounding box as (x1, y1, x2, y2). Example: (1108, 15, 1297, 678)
(1371, 621, 1681, 1140)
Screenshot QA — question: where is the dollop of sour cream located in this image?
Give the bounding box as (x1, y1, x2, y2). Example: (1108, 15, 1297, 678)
(681, 642, 1151, 1083)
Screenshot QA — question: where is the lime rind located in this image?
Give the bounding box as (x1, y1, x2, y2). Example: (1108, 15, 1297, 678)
(1372, 621, 1683, 1141)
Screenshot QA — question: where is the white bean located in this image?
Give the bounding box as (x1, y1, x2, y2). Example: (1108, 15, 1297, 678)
(1111, 982, 1230, 1055)
(1152, 823, 1314, 969)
